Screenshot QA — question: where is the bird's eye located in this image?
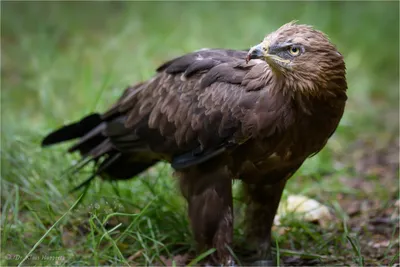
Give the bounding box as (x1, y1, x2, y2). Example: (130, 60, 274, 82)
(289, 46, 300, 56)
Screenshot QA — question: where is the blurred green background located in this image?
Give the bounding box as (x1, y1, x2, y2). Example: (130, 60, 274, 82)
(1, 1, 399, 266)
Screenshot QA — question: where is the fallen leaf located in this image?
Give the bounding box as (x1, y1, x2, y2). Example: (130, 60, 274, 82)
(158, 254, 190, 266)
(367, 240, 390, 248)
(127, 250, 143, 262)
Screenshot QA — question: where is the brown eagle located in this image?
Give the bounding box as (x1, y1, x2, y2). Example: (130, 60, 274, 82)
(41, 22, 347, 266)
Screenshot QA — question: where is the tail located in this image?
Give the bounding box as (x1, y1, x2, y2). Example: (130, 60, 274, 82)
(41, 113, 158, 189)
(41, 113, 104, 155)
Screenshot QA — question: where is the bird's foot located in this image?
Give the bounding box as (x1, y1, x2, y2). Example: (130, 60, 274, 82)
(204, 256, 236, 267)
(234, 247, 276, 267)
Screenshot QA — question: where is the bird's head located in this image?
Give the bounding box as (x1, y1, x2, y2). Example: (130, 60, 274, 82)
(246, 22, 347, 94)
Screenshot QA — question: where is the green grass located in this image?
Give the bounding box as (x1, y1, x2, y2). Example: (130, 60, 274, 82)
(1, 1, 399, 266)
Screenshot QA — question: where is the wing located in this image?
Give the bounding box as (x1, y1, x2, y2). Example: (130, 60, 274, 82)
(44, 47, 287, 181)
(98, 48, 283, 170)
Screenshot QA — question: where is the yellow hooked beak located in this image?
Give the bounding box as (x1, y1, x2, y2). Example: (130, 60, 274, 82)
(246, 40, 291, 67)
(246, 41, 268, 63)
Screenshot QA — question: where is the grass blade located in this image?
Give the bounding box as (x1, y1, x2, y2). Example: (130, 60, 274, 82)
(187, 248, 216, 266)
(18, 194, 84, 266)
(346, 235, 364, 266)
(275, 238, 280, 267)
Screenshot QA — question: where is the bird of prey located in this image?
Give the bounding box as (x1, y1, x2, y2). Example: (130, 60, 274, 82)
(41, 22, 347, 266)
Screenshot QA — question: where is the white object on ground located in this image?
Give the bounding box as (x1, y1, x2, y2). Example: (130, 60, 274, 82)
(274, 194, 333, 227)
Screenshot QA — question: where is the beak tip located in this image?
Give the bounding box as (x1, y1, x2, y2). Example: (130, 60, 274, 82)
(246, 43, 265, 63)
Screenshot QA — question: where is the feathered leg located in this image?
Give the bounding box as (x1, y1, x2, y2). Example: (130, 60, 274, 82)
(241, 179, 287, 266)
(178, 166, 234, 266)
(238, 161, 303, 266)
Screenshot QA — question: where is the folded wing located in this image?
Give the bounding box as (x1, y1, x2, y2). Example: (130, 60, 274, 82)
(42, 48, 275, 180)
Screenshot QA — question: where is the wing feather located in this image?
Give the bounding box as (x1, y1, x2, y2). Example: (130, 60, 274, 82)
(98, 48, 284, 169)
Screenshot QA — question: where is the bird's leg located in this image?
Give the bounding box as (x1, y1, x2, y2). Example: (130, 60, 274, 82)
(240, 178, 287, 266)
(178, 166, 234, 266)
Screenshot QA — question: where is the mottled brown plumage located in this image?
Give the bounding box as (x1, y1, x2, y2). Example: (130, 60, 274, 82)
(42, 22, 347, 265)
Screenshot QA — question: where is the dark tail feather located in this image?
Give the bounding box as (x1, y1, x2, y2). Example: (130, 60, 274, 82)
(102, 155, 159, 180)
(41, 113, 102, 147)
(70, 152, 159, 192)
(69, 153, 123, 192)
(42, 112, 159, 190)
